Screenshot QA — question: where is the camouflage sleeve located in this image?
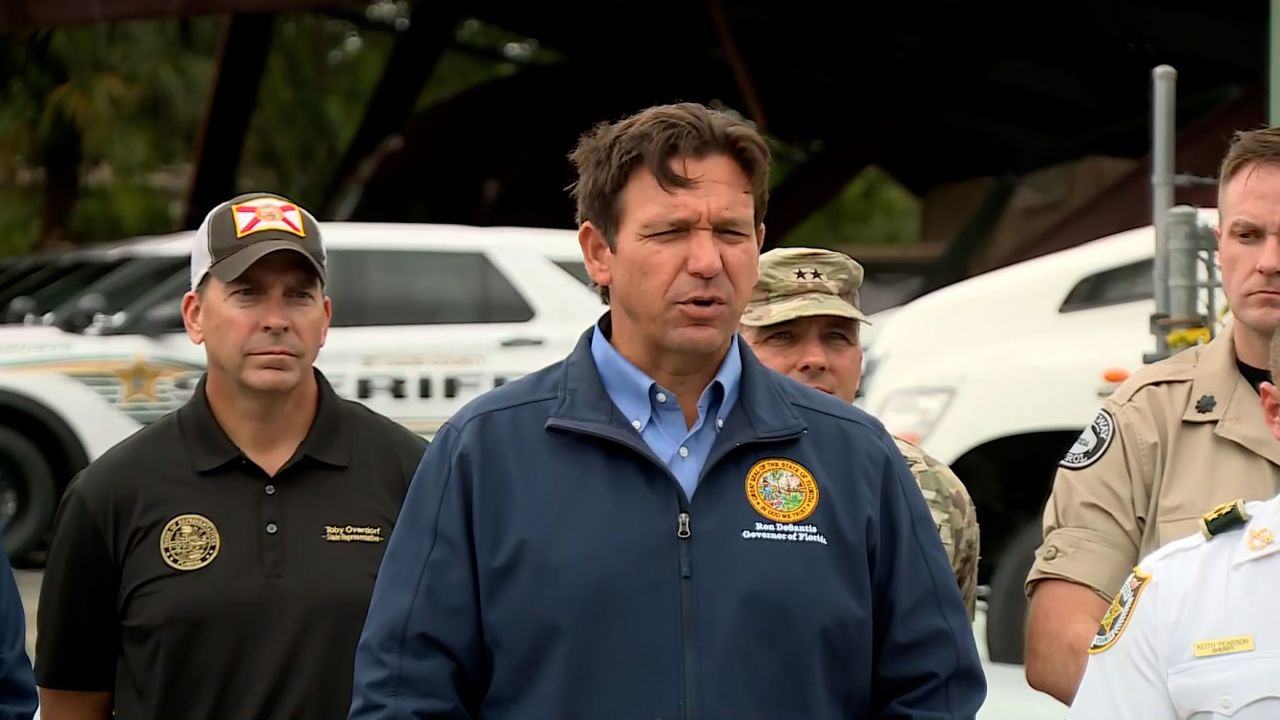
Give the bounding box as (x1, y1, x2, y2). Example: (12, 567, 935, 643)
(893, 436, 980, 621)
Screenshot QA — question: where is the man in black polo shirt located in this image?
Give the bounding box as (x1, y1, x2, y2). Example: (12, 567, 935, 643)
(33, 193, 427, 720)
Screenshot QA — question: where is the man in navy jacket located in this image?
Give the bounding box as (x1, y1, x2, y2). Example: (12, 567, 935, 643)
(349, 102, 986, 720)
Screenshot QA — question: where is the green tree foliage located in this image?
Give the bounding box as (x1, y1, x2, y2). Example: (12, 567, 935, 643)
(238, 12, 395, 206)
(0, 21, 218, 254)
(760, 127, 922, 249)
(239, 12, 556, 209)
(782, 166, 921, 248)
(415, 18, 561, 111)
(0, 8, 920, 258)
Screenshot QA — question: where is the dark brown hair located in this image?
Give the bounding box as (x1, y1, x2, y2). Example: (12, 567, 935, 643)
(1220, 126, 1280, 203)
(567, 103, 771, 301)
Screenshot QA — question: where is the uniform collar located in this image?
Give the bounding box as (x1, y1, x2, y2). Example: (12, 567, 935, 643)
(1231, 494, 1280, 566)
(179, 368, 351, 472)
(551, 312, 804, 441)
(1184, 329, 1280, 468)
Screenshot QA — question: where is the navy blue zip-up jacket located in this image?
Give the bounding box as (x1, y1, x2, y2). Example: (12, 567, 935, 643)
(350, 320, 986, 719)
(0, 540, 36, 720)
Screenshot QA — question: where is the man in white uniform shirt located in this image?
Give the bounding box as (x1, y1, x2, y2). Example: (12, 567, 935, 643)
(1067, 329, 1280, 718)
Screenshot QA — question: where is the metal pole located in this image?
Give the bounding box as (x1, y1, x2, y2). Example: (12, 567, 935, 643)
(1203, 228, 1220, 339)
(1152, 65, 1177, 321)
(1272, 0, 1280, 125)
(1166, 205, 1199, 325)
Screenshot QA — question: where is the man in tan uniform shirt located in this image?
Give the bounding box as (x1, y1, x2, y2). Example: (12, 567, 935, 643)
(1023, 126, 1280, 705)
(741, 246, 981, 618)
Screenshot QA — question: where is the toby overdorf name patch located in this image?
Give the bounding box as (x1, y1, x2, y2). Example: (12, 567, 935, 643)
(323, 525, 385, 543)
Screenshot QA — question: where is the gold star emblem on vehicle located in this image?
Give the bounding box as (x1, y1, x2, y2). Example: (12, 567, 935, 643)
(114, 359, 165, 403)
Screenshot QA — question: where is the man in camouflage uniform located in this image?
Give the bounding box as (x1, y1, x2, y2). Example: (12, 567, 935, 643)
(740, 247, 980, 619)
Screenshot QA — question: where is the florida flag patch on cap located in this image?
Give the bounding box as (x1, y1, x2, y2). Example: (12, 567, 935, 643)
(231, 198, 306, 238)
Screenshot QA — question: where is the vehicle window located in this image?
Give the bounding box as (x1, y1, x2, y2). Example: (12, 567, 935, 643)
(0, 261, 98, 316)
(139, 301, 186, 334)
(1059, 259, 1154, 313)
(26, 259, 130, 313)
(327, 249, 534, 326)
(52, 256, 187, 318)
(553, 259, 593, 288)
(111, 269, 189, 335)
(0, 259, 40, 289)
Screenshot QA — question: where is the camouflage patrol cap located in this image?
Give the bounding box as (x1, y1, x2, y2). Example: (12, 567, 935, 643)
(741, 247, 870, 327)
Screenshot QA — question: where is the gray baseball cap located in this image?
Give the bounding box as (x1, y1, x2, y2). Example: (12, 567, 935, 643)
(190, 192, 326, 291)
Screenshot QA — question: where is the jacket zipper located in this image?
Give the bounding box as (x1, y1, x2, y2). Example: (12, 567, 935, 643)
(677, 508, 698, 720)
(545, 417, 801, 720)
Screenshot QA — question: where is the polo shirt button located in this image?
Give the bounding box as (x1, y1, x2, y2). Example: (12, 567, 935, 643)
(632, 420, 642, 430)
(265, 484, 276, 496)
(678, 446, 689, 458)
(266, 522, 278, 534)
(716, 418, 724, 429)
(656, 392, 667, 403)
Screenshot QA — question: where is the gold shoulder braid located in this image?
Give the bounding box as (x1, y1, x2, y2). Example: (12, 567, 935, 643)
(1200, 499, 1250, 540)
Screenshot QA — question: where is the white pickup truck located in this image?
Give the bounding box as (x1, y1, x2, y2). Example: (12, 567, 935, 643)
(859, 208, 1223, 664)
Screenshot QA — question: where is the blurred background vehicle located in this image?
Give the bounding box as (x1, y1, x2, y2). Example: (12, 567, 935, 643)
(5, 1, 1280, 712)
(0, 222, 600, 561)
(861, 66, 1227, 665)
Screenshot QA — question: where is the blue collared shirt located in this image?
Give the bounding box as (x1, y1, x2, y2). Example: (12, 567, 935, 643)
(590, 325, 742, 500)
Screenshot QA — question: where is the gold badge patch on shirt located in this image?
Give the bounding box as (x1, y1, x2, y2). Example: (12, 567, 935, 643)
(160, 514, 221, 571)
(1248, 528, 1274, 552)
(1194, 635, 1255, 658)
(745, 458, 819, 524)
(1088, 566, 1151, 654)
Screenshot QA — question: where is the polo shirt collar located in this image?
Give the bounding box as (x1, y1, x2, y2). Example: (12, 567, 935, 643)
(179, 368, 350, 472)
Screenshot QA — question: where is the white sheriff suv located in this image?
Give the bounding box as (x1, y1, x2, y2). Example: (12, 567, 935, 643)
(858, 208, 1224, 664)
(0, 222, 603, 559)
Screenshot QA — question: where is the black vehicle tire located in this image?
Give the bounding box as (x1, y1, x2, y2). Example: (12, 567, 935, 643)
(0, 426, 57, 561)
(985, 520, 1044, 664)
